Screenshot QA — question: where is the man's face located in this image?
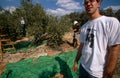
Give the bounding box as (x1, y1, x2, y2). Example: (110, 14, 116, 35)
(83, 0, 101, 14)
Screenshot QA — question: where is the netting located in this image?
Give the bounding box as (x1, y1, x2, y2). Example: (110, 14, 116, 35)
(0, 50, 80, 78)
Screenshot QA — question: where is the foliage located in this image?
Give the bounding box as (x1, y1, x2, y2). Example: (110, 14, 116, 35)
(68, 12, 81, 23)
(0, 1, 120, 48)
(79, 11, 89, 26)
(103, 8, 115, 17)
(0, 0, 71, 48)
(19, 0, 71, 47)
(115, 9, 120, 21)
(46, 15, 71, 47)
(0, 10, 18, 41)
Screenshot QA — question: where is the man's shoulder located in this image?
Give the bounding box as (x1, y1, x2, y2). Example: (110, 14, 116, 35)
(103, 16, 119, 21)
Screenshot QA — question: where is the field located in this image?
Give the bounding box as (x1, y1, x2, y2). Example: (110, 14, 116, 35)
(0, 32, 120, 78)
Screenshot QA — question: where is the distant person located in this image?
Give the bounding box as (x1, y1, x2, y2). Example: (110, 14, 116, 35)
(72, 21, 80, 48)
(20, 17, 26, 37)
(73, 0, 120, 78)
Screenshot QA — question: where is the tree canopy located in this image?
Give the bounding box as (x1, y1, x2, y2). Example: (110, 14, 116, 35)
(0, 0, 119, 47)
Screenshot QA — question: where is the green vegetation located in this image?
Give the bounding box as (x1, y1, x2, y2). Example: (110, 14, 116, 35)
(0, 0, 119, 48)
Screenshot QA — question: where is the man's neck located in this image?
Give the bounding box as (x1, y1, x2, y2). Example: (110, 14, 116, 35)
(89, 10, 102, 20)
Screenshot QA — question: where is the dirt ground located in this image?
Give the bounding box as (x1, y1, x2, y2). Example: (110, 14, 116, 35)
(0, 32, 120, 78)
(0, 32, 76, 75)
(1, 32, 76, 62)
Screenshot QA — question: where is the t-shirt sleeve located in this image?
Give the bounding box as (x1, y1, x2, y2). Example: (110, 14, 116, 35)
(108, 18, 120, 46)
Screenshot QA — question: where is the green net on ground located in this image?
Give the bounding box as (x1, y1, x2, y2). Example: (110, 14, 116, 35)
(0, 50, 80, 78)
(3, 41, 47, 53)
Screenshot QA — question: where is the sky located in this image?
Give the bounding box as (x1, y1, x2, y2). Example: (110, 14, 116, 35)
(0, 0, 120, 16)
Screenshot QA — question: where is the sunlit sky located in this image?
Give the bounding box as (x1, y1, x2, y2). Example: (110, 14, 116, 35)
(0, 0, 120, 16)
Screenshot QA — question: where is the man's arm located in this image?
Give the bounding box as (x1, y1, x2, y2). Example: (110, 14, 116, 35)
(73, 42, 84, 72)
(103, 44, 120, 78)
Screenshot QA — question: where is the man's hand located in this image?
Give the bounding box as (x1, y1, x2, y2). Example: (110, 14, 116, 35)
(103, 70, 113, 78)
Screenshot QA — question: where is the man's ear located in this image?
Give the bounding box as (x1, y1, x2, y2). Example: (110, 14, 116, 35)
(97, 1, 101, 8)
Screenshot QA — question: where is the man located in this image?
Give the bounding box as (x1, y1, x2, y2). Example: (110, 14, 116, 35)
(20, 17, 26, 37)
(72, 21, 80, 48)
(73, 0, 120, 78)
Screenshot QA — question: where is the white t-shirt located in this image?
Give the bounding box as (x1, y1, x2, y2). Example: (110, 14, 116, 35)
(80, 16, 120, 78)
(21, 19, 25, 24)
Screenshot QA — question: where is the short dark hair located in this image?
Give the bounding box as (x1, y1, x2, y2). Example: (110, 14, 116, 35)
(96, 0, 102, 2)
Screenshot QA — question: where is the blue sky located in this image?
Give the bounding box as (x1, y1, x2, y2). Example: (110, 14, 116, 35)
(0, 0, 120, 16)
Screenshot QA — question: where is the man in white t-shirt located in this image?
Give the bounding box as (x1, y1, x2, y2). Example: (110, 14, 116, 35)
(73, 0, 120, 78)
(20, 17, 26, 37)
